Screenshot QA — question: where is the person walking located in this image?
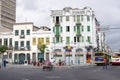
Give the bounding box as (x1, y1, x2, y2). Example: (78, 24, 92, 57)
(103, 57, 107, 69)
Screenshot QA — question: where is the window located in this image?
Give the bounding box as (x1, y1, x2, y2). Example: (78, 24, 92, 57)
(66, 37, 70, 43)
(53, 37, 55, 43)
(87, 26, 90, 31)
(4, 38, 8, 46)
(15, 41, 18, 50)
(53, 27, 55, 32)
(9, 38, 12, 46)
(87, 36, 91, 43)
(77, 37, 80, 42)
(27, 30, 30, 35)
(74, 37, 76, 43)
(77, 15, 80, 22)
(15, 30, 19, 36)
(32, 38, 36, 45)
(56, 37, 59, 43)
(66, 16, 69, 21)
(60, 16, 62, 22)
(87, 15, 90, 21)
(20, 41, 24, 47)
(82, 36, 84, 42)
(66, 26, 70, 32)
(81, 15, 83, 21)
(56, 16, 59, 23)
(73, 16, 76, 22)
(38, 38, 44, 45)
(53, 16, 55, 23)
(46, 37, 50, 45)
(26, 41, 30, 50)
(82, 26, 84, 32)
(21, 30, 24, 35)
(9, 53, 12, 59)
(74, 26, 76, 32)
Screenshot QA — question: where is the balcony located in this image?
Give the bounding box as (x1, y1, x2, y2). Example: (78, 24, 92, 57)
(55, 22, 60, 26)
(76, 22, 81, 26)
(55, 34, 60, 37)
(14, 47, 31, 51)
(8, 46, 13, 50)
(20, 35, 25, 38)
(76, 34, 82, 37)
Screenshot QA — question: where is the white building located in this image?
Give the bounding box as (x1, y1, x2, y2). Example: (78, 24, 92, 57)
(0, 27, 13, 63)
(12, 22, 52, 64)
(50, 7, 99, 64)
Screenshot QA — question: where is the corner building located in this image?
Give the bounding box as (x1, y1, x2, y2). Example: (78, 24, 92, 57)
(50, 7, 99, 65)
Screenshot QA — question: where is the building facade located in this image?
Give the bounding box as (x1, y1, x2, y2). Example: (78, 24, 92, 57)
(0, 0, 16, 29)
(50, 7, 99, 65)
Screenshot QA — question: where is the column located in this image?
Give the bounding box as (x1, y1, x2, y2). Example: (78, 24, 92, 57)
(83, 48, 86, 64)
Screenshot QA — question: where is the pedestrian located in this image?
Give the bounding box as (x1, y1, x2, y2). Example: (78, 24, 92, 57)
(103, 57, 107, 69)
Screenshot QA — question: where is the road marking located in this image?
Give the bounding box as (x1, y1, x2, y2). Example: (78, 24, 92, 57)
(45, 76, 60, 79)
(93, 69, 101, 72)
(21, 78, 30, 80)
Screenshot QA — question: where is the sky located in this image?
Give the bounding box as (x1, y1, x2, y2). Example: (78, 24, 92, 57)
(16, 0, 120, 51)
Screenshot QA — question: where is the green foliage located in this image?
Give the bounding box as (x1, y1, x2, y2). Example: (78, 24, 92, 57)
(38, 44, 47, 54)
(0, 45, 8, 54)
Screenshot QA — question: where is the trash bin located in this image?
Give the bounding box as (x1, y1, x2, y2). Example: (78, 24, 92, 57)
(24, 60, 28, 65)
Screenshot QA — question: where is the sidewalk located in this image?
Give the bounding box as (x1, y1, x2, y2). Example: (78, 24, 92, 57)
(2, 63, 95, 69)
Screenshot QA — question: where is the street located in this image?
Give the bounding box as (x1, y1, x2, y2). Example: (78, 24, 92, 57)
(0, 65, 120, 80)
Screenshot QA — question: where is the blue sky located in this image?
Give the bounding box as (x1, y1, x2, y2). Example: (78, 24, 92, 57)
(16, 0, 120, 50)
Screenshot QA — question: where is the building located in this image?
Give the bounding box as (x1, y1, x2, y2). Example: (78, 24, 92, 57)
(50, 7, 99, 65)
(12, 22, 51, 64)
(0, 27, 13, 63)
(0, 0, 16, 29)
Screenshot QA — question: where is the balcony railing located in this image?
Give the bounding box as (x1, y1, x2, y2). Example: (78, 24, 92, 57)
(14, 47, 31, 51)
(20, 35, 25, 38)
(55, 21, 60, 26)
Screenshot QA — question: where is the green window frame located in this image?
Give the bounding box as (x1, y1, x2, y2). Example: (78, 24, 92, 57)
(66, 37, 70, 43)
(53, 27, 55, 32)
(56, 27, 59, 35)
(87, 36, 91, 43)
(82, 36, 84, 42)
(87, 26, 90, 32)
(77, 26, 80, 34)
(82, 26, 84, 32)
(56, 37, 59, 43)
(53, 37, 55, 43)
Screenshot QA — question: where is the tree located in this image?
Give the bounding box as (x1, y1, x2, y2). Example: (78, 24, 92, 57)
(0, 45, 8, 54)
(38, 44, 47, 54)
(0, 45, 8, 64)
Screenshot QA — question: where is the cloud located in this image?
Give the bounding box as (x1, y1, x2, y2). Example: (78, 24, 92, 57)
(16, 0, 120, 50)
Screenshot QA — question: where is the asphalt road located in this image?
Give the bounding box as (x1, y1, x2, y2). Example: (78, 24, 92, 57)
(0, 65, 120, 80)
